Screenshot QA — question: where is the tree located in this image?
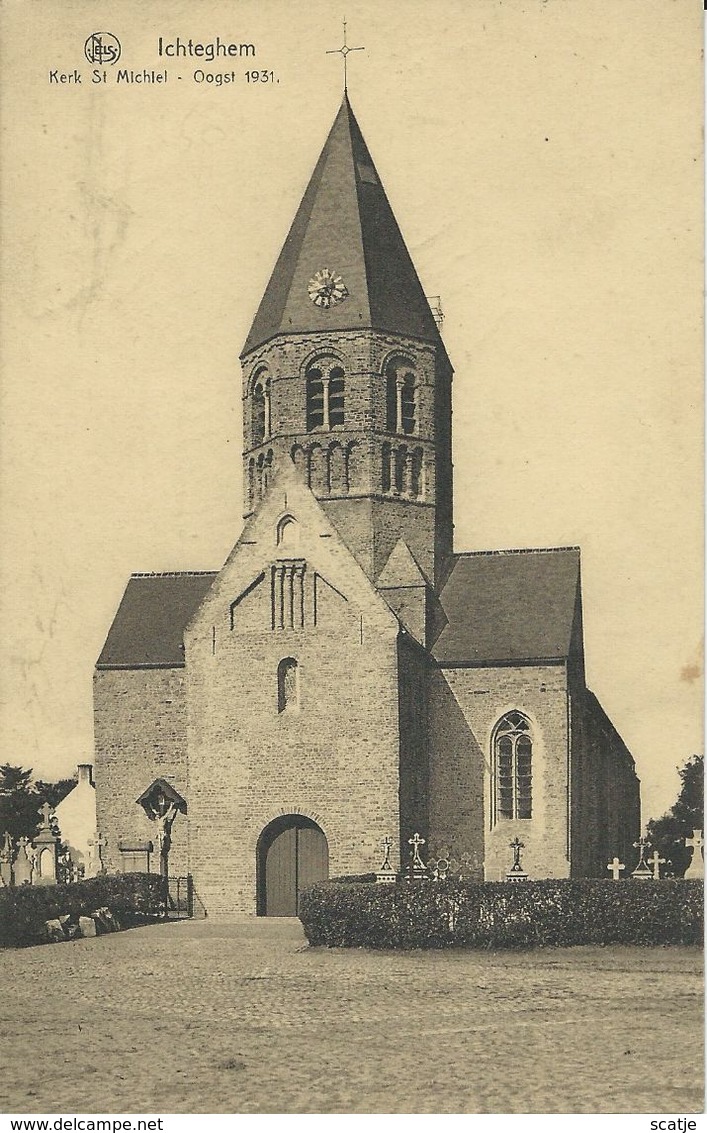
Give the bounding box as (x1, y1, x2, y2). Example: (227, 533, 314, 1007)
(34, 777, 76, 810)
(647, 754, 704, 877)
(0, 764, 41, 842)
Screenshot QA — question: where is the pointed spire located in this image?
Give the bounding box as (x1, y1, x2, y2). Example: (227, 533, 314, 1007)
(241, 96, 440, 357)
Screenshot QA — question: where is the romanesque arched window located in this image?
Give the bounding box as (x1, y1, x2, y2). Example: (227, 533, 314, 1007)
(385, 358, 416, 435)
(277, 657, 299, 713)
(306, 358, 345, 431)
(252, 371, 270, 445)
(493, 711, 533, 821)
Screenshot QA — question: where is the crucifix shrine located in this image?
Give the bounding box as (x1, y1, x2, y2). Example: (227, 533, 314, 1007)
(607, 857, 625, 880)
(684, 829, 704, 880)
(136, 779, 187, 882)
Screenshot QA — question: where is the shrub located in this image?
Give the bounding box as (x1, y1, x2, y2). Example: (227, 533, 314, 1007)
(0, 873, 165, 948)
(298, 878, 704, 950)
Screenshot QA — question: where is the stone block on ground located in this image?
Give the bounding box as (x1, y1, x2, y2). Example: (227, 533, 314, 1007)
(45, 919, 65, 943)
(92, 906, 121, 933)
(78, 916, 97, 938)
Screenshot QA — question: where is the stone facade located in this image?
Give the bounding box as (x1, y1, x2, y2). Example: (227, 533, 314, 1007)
(93, 93, 641, 914)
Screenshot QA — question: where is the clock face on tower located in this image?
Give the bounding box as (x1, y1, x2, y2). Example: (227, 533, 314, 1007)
(307, 268, 349, 309)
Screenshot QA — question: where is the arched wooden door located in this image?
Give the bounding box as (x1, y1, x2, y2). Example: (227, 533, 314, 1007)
(257, 815, 328, 916)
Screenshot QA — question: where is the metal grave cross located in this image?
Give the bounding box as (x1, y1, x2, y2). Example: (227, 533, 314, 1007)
(648, 850, 666, 880)
(509, 837, 525, 872)
(408, 831, 426, 867)
(326, 19, 365, 91)
(379, 835, 394, 872)
(607, 857, 625, 880)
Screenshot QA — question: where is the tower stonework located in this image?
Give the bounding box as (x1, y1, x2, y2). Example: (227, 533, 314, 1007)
(94, 90, 641, 915)
(240, 95, 453, 590)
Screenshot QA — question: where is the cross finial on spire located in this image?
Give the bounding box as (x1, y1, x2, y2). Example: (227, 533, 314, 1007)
(326, 18, 364, 92)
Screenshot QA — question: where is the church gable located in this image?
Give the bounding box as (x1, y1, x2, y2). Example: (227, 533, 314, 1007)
(186, 463, 399, 651)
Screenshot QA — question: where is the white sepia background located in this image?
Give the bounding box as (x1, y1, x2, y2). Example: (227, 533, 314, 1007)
(0, 0, 702, 826)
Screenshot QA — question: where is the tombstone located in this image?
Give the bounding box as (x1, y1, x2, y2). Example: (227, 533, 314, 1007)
(607, 857, 625, 880)
(0, 832, 13, 886)
(683, 829, 704, 880)
(87, 832, 107, 876)
(506, 837, 528, 882)
(648, 850, 666, 880)
(376, 835, 396, 884)
(34, 803, 59, 885)
(630, 836, 653, 880)
(14, 837, 32, 886)
(406, 832, 428, 883)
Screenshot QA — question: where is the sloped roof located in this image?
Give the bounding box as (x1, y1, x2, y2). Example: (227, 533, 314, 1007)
(433, 548, 581, 665)
(242, 94, 441, 356)
(377, 538, 430, 589)
(96, 573, 217, 669)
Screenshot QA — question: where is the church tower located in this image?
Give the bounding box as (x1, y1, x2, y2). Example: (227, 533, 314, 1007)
(240, 95, 453, 590)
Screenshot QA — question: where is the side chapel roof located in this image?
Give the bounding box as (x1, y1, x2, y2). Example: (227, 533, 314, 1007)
(241, 93, 441, 357)
(96, 573, 217, 669)
(433, 547, 581, 666)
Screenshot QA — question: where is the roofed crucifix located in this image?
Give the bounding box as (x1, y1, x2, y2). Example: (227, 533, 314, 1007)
(326, 20, 364, 92)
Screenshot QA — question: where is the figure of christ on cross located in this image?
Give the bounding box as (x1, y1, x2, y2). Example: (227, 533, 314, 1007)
(144, 790, 181, 879)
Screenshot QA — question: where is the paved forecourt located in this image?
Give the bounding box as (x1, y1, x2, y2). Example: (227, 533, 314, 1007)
(0, 918, 702, 1114)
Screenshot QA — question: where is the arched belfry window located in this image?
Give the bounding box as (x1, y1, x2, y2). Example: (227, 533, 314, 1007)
(493, 711, 533, 821)
(252, 371, 271, 445)
(277, 657, 299, 713)
(385, 358, 416, 435)
(306, 357, 345, 431)
(276, 515, 299, 551)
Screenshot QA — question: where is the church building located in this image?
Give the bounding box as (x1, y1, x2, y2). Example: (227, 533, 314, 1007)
(94, 94, 641, 916)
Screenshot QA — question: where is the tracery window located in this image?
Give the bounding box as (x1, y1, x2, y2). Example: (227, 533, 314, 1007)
(306, 358, 345, 431)
(385, 358, 416, 435)
(493, 711, 533, 821)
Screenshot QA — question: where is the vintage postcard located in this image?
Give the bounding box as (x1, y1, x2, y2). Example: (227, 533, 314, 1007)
(0, 0, 703, 1120)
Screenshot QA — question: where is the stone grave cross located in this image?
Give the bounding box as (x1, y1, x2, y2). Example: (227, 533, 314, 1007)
(648, 850, 666, 880)
(607, 857, 625, 880)
(684, 829, 704, 880)
(88, 832, 107, 876)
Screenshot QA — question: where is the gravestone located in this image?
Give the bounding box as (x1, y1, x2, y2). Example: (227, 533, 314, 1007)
(376, 835, 396, 884)
(684, 829, 704, 880)
(648, 850, 666, 880)
(14, 838, 32, 886)
(34, 803, 59, 885)
(630, 836, 653, 880)
(506, 837, 528, 882)
(406, 832, 428, 883)
(0, 832, 13, 886)
(607, 857, 625, 880)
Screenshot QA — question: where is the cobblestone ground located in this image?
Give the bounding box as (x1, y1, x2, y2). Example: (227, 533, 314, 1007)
(0, 919, 702, 1114)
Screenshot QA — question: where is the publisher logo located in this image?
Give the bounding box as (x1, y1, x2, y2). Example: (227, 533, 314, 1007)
(84, 33, 122, 65)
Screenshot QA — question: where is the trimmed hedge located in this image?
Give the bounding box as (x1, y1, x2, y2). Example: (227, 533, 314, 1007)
(0, 873, 165, 948)
(298, 878, 704, 949)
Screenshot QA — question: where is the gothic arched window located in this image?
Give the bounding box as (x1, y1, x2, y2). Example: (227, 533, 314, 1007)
(493, 711, 533, 821)
(385, 358, 416, 435)
(306, 358, 345, 431)
(277, 657, 299, 714)
(252, 371, 271, 446)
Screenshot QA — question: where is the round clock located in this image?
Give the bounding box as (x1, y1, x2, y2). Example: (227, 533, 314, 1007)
(307, 268, 349, 309)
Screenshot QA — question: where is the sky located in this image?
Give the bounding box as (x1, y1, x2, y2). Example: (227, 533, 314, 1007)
(0, 0, 703, 824)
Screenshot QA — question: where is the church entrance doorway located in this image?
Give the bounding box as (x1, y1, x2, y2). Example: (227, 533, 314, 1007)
(257, 815, 328, 916)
